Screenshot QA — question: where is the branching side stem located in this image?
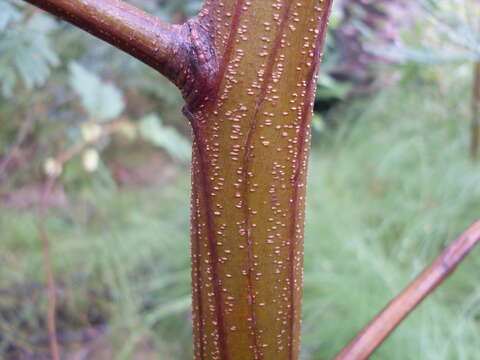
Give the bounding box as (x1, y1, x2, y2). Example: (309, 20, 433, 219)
(23, 0, 217, 99)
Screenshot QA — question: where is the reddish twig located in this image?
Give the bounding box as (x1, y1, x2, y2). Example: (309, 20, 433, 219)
(38, 175, 60, 360)
(22, 0, 189, 87)
(334, 220, 480, 360)
(0, 115, 35, 181)
(36, 121, 120, 360)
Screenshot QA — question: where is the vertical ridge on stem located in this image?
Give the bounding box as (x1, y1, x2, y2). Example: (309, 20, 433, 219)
(287, 2, 333, 358)
(241, 1, 296, 358)
(191, 172, 206, 360)
(190, 115, 230, 360)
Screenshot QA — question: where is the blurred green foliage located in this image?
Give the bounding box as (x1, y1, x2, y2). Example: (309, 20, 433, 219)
(139, 114, 191, 163)
(0, 2, 59, 97)
(0, 0, 195, 191)
(371, 0, 480, 65)
(69, 62, 125, 122)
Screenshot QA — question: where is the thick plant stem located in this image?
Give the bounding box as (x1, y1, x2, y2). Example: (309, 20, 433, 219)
(188, 1, 333, 359)
(22, 0, 333, 359)
(334, 220, 480, 360)
(471, 62, 480, 160)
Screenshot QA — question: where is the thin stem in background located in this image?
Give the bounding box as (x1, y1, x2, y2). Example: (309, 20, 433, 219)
(334, 220, 480, 360)
(471, 62, 480, 160)
(0, 115, 35, 181)
(38, 175, 60, 360)
(36, 121, 120, 360)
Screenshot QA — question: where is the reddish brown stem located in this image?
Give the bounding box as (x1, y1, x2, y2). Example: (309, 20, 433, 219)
(22, 0, 199, 91)
(0, 114, 34, 181)
(38, 176, 60, 360)
(187, 1, 333, 358)
(334, 220, 480, 360)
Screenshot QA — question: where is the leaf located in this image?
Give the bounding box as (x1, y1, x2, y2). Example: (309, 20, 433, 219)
(145, 296, 191, 327)
(68, 62, 125, 121)
(316, 73, 352, 100)
(0, 67, 16, 97)
(139, 114, 191, 163)
(0, 10, 59, 98)
(0, 1, 22, 31)
(25, 12, 58, 33)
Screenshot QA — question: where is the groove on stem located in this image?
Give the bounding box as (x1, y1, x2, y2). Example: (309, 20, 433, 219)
(240, 0, 296, 358)
(191, 177, 205, 360)
(189, 115, 229, 360)
(214, 0, 246, 94)
(185, 2, 249, 356)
